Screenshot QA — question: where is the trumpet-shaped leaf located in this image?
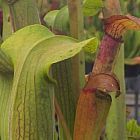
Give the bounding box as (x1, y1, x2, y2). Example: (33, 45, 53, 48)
(44, 6, 69, 35)
(44, 10, 59, 29)
(103, 15, 140, 39)
(53, 6, 69, 34)
(0, 24, 97, 139)
(74, 14, 140, 140)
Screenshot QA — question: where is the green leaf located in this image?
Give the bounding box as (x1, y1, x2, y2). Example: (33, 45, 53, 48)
(2, 24, 54, 65)
(2, 1, 12, 40)
(0, 24, 55, 140)
(0, 0, 2, 7)
(124, 31, 140, 59)
(8, 0, 40, 31)
(124, 30, 140, 65)
(53, 6, 69, 34)
(44, 6, 70, 34)
(0, 49, 13, 73)
(127, 119, 140, 139)
(83, 0, 104, 16)
(1, 24, 98, 139)
(44, 10, 59, 29)
(0, 74, 13, 140)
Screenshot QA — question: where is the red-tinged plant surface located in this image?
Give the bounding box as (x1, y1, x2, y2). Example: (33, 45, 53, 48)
(74, 15, 140, 140)
(1, 0, 140, 139)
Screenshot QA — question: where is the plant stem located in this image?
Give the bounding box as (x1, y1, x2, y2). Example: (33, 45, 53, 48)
(92, 34, 121, 74)
(7, 0, 40, 31)
(102, 0, 127, 140)
(54, 97, 71, 140)
(74, 34, 121, 140)
(102, 0, 121, 18)
(53, 0, 85, 139)
(105, 46, 127, 140)
(67, 0, 85, 89)
(37, 0, 49, 24)
(68, 0, 85, 133)
(74, 1, 125, 140)
(67, 0, 84, 40)
(2, 1, 12, 40)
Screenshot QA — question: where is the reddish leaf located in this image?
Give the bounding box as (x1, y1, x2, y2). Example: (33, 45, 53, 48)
(103, 15, 140, 39)
(74, 90, 111, 140)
